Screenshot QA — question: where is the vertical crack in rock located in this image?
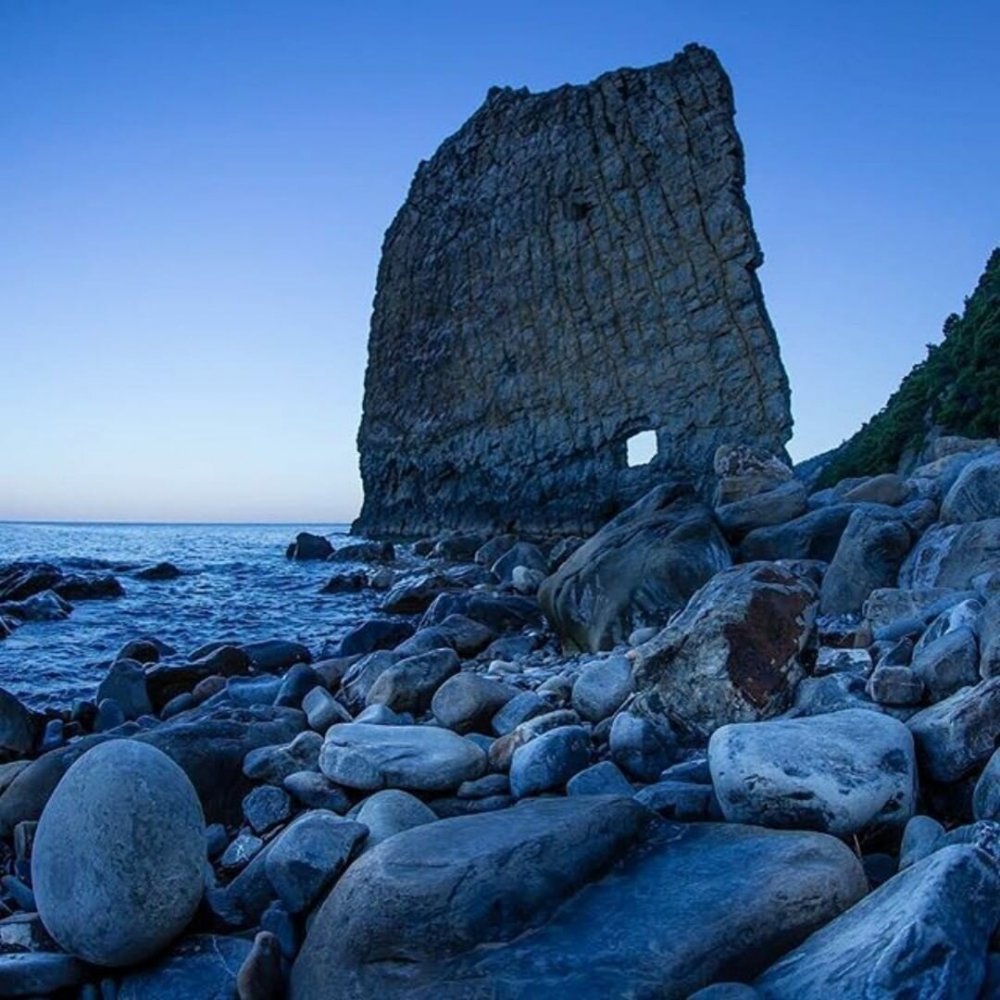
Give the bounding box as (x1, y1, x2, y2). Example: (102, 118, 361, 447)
(354, 43, 792, 537)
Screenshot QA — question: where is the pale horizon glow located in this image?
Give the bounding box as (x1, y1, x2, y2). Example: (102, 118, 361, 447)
(2, 1, 997, 523)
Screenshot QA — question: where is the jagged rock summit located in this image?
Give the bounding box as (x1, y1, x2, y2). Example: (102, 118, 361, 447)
(355, 43, 792, 538)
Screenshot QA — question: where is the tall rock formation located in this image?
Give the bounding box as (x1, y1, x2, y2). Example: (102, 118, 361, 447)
(354, 44, 792, 537)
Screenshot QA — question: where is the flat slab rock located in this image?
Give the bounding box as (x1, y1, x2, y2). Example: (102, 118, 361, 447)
(319, 723, 488, 792)
(291, 803, 866, 999)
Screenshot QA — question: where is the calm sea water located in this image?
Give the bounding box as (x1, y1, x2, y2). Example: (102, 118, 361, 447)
(0, 522, 386, 710)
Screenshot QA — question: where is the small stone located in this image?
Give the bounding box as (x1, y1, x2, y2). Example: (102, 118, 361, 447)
(365, 648, 461, 715)
(899, 814, 944, 870)
(275, 664, 320, 709)
(911, 626, 980, 702)
(220, 833, 265, 872)
(456, 774, 510, 799)
(431, 672, 516, 733)
(354, 789, 437, 851)
(509, 725, 590, 798)
(261, 901, 298, 960)
(94, 697, 125, 732)
(243, 731, 323, 784)
(205, 823, 228, 859)
(237, 931, 284, 1000)
(39, 719, 64, 752)
(354, 703, 412, 726)
(571, 656, 634, 722)
(635, 780, 716, 820)
(242, 786, 291, 835)
(609, 712, 676, 782)
(302, 686, 351, 732)
(566, 760, 634, 797)
(283, 771, 352, 813)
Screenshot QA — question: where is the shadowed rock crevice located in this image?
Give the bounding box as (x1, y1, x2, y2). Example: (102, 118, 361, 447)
(354, 43, 792, 537)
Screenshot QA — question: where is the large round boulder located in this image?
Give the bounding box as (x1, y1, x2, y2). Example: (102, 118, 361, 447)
(32, 741, 205, 966)
(539, 485, 731, 653)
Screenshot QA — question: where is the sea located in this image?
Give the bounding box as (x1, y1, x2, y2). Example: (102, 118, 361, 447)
(0, 522, 387, 710)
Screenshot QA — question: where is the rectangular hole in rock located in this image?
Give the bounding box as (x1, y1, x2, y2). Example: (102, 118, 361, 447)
(626, 430, 658, 468)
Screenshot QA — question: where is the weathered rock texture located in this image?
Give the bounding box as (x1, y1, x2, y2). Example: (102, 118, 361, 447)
(354, 44, 791, 537)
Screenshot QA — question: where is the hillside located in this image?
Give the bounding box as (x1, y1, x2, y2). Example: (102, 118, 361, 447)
(815, 248, 1000, 486)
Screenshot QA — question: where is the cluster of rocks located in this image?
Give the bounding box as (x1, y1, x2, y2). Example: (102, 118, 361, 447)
(0, 437, 997, 996)
(0, 561, 182, 642)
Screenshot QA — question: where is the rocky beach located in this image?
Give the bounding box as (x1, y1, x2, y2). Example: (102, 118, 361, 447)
(0, 41, 998, 1000)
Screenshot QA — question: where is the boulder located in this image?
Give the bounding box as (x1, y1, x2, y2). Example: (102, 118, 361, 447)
(52, 572, 123, 600)
(755, 845, 1000, 998)
(319, 723, 487, 792)
(365, 648, 460, 714)
(709, 710, 917, 836)
(841, 472, 910, 506)
(492, 690, 548, 735)
(117, 935, 252, 1000)
(135, 561, 183, 580)
(0, 562, 63, 602)
(354, 789, 437, 851)
(739, 504, 854, 563)
(302, 686, 351, 731)
(713, 445, 795, 504)
(382, 573, 455, 614)
(0, 590, 72, 622)
(264, 810, 366, 913)
(294, 814, 863, 1000)
(818, 507, 912, 616)
(320, 571, 367, 593)
(243, 730, 323, 784)
(242, 785, 291, 834)
(571, 655, 634, 722)
(96, 659, 153, 720)
(330, 540, 395, 564)
(240, 639, 311, 674)
(338, 618, 414, 657)
(509, 725, 590, 797)
(632, 562, 818, 736)
(907, 677, 1000, 781)
(566, 760, 634, 797)
(940, 450, 1000, 523)
(340, 650, 403, 712)
(866, 665, 924, 706)
(0, 953, 87, 997)
(290, 796, 647, 998)
(714, 479, 808, 537)
(0, 705, 302, 835)
(431, 673, 516, 733)
(976, 592, 1000, 679)
(911, 626, 980, 701)
(419, 592, 544, 632)
(539, 487, 730, 652)
(32, 741, 205, 966)
(900, 518, 1000, 589)
(0, 688, 34, 760)
(609, 711, 677, 781)
(236, 931, 283, 1000)
(287, 532, 333, 560)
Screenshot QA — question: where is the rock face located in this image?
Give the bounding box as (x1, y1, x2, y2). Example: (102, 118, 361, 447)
(354, 44, 791, 537)
(31, 741, 205, 966)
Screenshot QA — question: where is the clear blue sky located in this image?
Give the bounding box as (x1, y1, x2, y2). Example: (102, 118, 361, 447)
(2, 1, 997, 522)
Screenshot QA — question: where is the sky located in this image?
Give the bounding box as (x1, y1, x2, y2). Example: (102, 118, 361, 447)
(1, 1, 997, 523)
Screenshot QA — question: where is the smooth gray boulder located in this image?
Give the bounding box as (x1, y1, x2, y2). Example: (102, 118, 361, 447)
(818, 507, 912, 616)
(940, 450, 1000, 523)
(509, 725, 590, 798)
(714, 479, 808, 537)
(354, 789, 437, 851)
(609, 711, 677, 781)
(491, 542, 548, 584)
(900, 518, 1000, 589)
(866, 664, 924, 706)
(32, 741, 205, 966)
(632, 562, 818, 736)
(291, 796, 648, 998)
(907, 677, 1000, 781)
(911, 626, 979, 701)
(264, 810, 366, 913)
(842, 472, 910, 506)
(0, 953, 87, 997)
(539, 487, 731, 652)
(571, 655, 634, 722)
(294, 817, 864, 999)
(566, 760, 634, 797)
(739, 504, 855, 563)
(899, 814, 946, 869)
(319, 723, 487, 792)
(709, 709, 917, 836)
(431, 672, 516, 733)
(243, 730, 323, 784)
(365, 648, 460, 715)
(755, 845, 1000, 999)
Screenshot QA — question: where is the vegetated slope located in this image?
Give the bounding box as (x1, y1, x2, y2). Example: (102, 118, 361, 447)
(816, 248, 999, 487)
